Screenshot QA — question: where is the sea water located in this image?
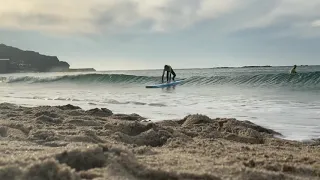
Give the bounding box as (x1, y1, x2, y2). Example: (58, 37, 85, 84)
(1, 66, 319, 141)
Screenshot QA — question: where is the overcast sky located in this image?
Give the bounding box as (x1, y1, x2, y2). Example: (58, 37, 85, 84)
(1, 0, 320, 70)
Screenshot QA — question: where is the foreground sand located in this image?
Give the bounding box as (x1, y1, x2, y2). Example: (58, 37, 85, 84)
(0, 103, 319, 180)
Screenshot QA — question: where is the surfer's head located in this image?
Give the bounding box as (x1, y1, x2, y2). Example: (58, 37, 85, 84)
(164, 65, 169, 69)
(293, 65, 297, 68)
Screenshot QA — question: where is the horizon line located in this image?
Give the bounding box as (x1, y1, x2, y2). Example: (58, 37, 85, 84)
(93, 64, 320, 72)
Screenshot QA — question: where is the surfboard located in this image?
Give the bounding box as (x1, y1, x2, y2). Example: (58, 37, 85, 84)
(145, 80, 183, 88)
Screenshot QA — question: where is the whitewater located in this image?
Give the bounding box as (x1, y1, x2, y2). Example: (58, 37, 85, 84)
(1, 66, 319, 141)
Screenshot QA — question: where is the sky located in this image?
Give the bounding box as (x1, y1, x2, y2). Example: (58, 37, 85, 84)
(1, 0, 320, 70)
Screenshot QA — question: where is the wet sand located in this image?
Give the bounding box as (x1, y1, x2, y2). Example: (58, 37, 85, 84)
(0, 103, 319, 180)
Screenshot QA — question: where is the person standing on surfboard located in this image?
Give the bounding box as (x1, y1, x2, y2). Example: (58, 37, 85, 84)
(162, 65, 176, 83)
(290, 65, 297, 74)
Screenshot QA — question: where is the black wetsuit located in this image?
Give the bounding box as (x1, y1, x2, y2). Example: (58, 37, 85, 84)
(162, 65, 176, 83)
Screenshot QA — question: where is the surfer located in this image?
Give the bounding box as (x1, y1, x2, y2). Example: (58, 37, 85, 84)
(290, 65, 297, 74)
(162, 65, 176, 83)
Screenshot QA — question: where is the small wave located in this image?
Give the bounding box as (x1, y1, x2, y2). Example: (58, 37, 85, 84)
(103, 100, 151, 106)
(4, 73, 159, 84)
(5, 96, 82, 102)
(103, 99, 129, 105)
(148, 103, 167, 107)
(51, 97, 80, 101)
(129, 101, 147, 105)
(2, 71, 320, 89)
(183, 71, 320, 89)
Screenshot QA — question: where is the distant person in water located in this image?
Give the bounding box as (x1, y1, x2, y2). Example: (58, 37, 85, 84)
(162, 65, 176, 83)
(290, 65, 297, 74)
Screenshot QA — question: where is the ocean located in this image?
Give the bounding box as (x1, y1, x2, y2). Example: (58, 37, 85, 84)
(1, 66, 319, 141)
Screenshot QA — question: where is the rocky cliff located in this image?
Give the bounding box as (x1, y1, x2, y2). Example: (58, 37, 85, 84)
(0, 44, 70, 73)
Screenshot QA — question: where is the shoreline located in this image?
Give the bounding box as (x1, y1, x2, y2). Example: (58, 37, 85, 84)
(0, 103, 319, 179)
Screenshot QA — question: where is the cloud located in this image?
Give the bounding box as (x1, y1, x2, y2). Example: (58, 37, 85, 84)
(234, 0, 320, 38)
(311, 20, 320, 27)
(241, 0, 320, 27)
(1, 0, 320, 37)
(0, 1, 99, 34)
(0, 0, 240, 34)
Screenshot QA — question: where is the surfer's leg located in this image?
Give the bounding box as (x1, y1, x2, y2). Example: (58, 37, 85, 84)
(171, 70, 176, 81)
(166, 71, 169, 82)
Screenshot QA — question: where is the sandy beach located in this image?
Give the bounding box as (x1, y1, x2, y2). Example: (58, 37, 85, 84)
(0, 102, 319, 180)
